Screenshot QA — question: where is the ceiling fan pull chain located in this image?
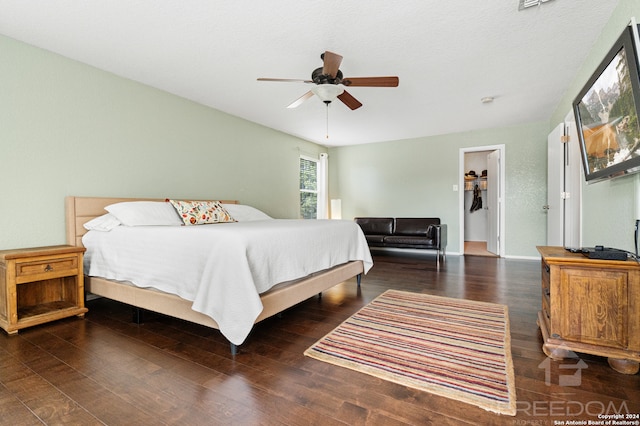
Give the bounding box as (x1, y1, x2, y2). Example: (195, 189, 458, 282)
(326, 103, 330, 139)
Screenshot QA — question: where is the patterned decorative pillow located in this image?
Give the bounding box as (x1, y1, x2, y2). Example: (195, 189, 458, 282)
(168, 199, 236, 225)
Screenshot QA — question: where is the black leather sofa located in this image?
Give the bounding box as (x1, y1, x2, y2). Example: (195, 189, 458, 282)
(354, 217, 447, 264)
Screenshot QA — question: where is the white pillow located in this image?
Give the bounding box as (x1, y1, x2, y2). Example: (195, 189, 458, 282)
(222, 204, 272, 221)
(105, 201, 183, 226)
(83, 213, 121, 231)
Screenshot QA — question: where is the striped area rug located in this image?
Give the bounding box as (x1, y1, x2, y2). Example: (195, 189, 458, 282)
(304, 290, 516, 416)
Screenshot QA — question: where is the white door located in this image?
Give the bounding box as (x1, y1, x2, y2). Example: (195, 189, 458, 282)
(564, 115, 582, 248)
(547, 123, 565, 246)
(486, 150, 500, 254)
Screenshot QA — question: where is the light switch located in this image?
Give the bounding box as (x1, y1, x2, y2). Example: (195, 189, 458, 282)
(453, 184, 458, 191)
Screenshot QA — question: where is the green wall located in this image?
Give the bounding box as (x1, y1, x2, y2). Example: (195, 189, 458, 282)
(0, 35, 325, 250)
(329, 121, 549, 257)
(550, 0, 640, 253)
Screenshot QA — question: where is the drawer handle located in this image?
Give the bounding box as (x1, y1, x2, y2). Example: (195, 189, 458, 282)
(44, 264, 53, 272)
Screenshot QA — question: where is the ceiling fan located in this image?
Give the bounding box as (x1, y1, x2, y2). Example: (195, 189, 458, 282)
(257, 51, 399, 110)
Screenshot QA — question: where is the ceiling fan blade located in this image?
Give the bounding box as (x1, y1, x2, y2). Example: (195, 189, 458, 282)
(287, 91, 314, 108)
(337, 90, 363, 110)
(257, 78, 313, 83)
(343, 76, 399, 87)
(322, 51, 343, 78)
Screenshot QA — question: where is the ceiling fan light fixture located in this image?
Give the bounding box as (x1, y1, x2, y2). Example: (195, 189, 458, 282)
(311, 84, 344, 103)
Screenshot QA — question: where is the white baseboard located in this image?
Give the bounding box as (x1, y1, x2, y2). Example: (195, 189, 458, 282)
(369, 246, 540, 260)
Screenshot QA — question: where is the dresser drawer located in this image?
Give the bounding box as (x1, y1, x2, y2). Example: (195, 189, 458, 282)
(541, 260, 550, 292)
(15, 256, 79, 280)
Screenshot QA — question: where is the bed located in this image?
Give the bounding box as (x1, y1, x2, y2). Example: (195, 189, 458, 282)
(65, 196, 372, 354)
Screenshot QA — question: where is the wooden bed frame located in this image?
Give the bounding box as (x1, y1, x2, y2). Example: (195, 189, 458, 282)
(65, 196, 364, 354)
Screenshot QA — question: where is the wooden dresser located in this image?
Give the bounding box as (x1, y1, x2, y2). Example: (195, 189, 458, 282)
(537, 246, 639, 374)
(0, 245, 87, 334)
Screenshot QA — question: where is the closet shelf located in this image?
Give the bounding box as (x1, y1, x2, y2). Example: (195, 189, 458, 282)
(464, 178, 487, 191)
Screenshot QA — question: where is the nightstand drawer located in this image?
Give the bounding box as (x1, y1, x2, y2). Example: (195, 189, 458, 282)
(15, 256, 79, 280)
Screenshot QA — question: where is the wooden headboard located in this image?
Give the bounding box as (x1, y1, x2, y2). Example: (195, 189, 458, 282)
(65, 196, 238, 247)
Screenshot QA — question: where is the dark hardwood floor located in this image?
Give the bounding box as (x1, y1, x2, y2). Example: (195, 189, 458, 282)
(1, 252, 638, 425)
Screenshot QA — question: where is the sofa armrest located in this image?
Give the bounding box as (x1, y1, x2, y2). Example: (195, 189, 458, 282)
(432, 224, 447, 250)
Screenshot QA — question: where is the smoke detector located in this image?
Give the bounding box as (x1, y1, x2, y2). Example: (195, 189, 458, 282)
(518, 0, 554, 11)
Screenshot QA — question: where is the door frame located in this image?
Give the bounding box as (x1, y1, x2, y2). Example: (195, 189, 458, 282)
(459, 144, 506, 257)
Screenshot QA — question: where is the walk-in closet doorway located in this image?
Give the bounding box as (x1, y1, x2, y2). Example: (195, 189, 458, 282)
(459, 145, 505, 257)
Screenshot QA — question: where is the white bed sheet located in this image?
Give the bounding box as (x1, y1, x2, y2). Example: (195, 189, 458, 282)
(82, 219, 373, 345)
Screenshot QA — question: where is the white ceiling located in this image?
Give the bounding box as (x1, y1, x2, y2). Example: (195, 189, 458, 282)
(0, 1, 621, 146)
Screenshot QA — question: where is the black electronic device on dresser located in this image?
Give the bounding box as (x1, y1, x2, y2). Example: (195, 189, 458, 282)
(564, 246, 629, 261)
(583, 246, 629, 260)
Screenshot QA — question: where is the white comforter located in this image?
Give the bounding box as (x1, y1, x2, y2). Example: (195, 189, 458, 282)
(82, 219, 373, 345)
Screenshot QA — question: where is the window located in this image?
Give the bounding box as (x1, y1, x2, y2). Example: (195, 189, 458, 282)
(299, 154, 328, 219)
(299, 156, 318, 219)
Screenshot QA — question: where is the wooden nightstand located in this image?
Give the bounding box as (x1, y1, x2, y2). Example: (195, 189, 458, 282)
(0, 245, 87, 335)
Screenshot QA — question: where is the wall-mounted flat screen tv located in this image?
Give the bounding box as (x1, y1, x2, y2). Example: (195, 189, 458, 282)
(573, 24, 640, 183)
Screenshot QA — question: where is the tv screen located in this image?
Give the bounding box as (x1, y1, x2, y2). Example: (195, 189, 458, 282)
(573, 24, 640, 183)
